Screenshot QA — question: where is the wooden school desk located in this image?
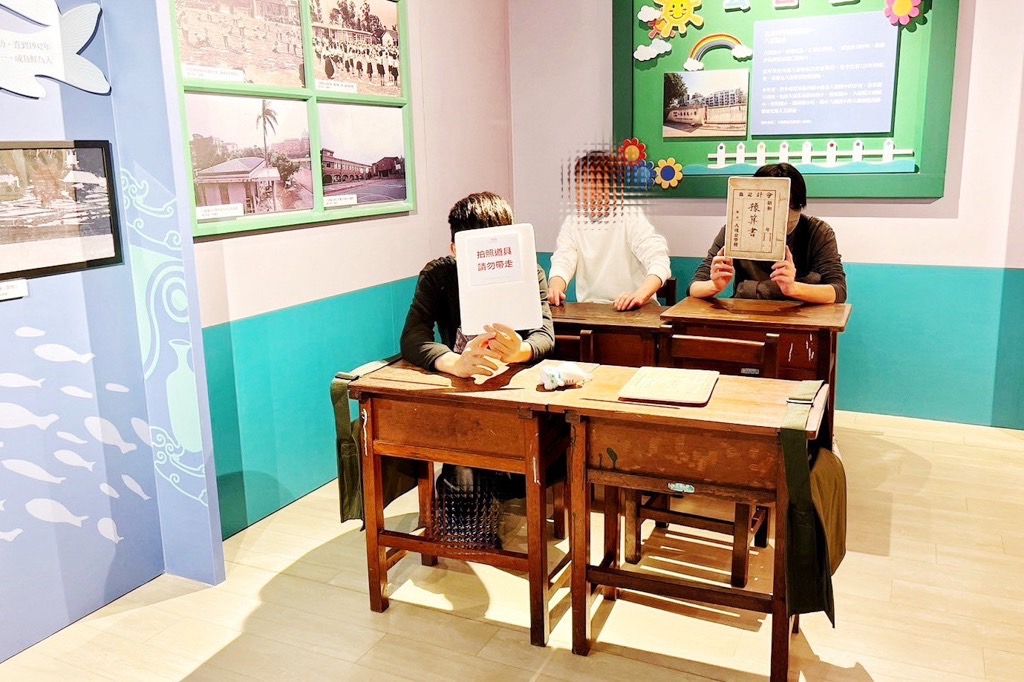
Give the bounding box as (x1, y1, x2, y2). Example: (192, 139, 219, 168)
(348, 361, 569, 646)
(550, 302, 665, 366)
(552, 365, 828, 681)
(661, 297, 851, 441)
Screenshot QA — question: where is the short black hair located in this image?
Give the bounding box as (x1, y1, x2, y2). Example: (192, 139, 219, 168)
(448, 191, 514, 241)
(754, 162, 807, 211)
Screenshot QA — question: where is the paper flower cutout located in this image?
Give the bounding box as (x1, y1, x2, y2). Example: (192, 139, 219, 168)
(884, 0, 921, 26)
(619, 138, 647, 164)
(654, 158, 683, 189)
(623, 160, 656, 191)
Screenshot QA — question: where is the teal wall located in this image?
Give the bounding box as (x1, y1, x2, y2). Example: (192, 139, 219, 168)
(203, 277, 416, 538)
(203, 259, 1023, 538)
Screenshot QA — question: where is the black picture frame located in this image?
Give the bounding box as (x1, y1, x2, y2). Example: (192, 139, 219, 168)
(0, 140, 123, 282)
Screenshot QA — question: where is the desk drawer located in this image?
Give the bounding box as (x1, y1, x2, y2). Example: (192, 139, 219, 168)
(678, 324, 819, 373)
(372, 397, 525, 459)
(584, 418, 779, 491)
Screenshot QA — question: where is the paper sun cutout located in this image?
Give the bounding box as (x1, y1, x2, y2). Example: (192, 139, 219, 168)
(619, 138, 647, 164)
(884, 0, 922, 26)
(648, 0, 704, 40)
(654, 159, 683, 189)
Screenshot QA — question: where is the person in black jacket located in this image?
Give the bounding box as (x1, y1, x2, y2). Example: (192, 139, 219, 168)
(401, 191, 555, 379)
(689, 163, 848, 304)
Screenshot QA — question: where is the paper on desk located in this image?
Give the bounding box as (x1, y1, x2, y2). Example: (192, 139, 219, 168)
(617, 366, 720, 406)
(724, 176, 790, 262)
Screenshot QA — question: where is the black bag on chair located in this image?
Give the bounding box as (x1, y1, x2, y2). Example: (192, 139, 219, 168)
(330, 359, 417, 525)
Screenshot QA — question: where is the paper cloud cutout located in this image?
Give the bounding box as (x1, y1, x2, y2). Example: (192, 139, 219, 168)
(634, 38, 673, 62)
(732, 45, 754, 60)
(684, 58, 705, 71)
(637, 5, 660, 22)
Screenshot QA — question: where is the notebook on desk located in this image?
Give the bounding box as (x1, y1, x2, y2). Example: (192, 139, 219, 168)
(617, 367, 720, 406)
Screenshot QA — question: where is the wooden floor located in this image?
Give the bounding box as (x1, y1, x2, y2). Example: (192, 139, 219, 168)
(3, 411, 1023, 681)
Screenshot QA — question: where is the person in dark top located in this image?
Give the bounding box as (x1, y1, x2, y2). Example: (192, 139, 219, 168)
(689, 163, 848, 304)
(401, 191, 555, 379)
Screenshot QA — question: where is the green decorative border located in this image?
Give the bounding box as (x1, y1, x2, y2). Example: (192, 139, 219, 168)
(169, 0, 416, 237)
(613, 0, 960, 199)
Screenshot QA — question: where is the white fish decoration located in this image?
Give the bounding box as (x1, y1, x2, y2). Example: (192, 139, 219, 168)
(0, 373, 44, 388)
(0, 0, 60, 26)
(105, 383, 130, 393)
(97, 517, 123, 544)
(57, 431, 86, 445)
(2, 458, 65, 484)
(99, 483, 119, 498)
(0, 529, 23, 542)
(0, 499, 5, 510)
(26, 498, 87, 526)
(130, 417, 153, 447)
(0, 3, 110, 99)
(33, 343, 94, 364)
(0, 403, 58, 430)
(14, 326, 45, 338)
(60, 386, 93, 399)
(84, 416, 136, 453)
(54, 449, 94, 472)
(121, 474, 150, 501)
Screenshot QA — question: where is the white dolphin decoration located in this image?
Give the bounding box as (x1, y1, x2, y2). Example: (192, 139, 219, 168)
(26, 498, 87, 526)
(0, 0, 60, 26)
(0, 3, 110, 99)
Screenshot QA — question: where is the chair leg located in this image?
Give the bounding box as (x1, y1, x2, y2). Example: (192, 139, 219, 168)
(753, 505, 770, 548)
(418, 461, 438, 566)
(602, 486, 621, 601)
(731, 503, 753, 587)
(623, 489, 640, 564)
(553, 480, 567, 540)
(653, 494, 670, 529)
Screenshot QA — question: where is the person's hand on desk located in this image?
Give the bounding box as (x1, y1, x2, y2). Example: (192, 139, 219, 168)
(547, 276, 567, 306)
(434, 333, 501, 379)
(484, 323, 533, 364)
(613, 273, 665, 311)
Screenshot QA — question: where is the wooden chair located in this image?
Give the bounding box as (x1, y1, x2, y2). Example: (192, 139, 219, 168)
(656, 276, 678, 306)
(623, 327, 780, 587)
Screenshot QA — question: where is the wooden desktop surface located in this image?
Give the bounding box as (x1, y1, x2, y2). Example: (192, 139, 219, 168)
(662, 296, 852, 332)
(551, 301, 666, 330)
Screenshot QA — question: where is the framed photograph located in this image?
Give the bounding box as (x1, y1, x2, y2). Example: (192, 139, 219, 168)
(663, 69, 749, 139)
(311, 0, 402, 97)
(185, 93, 314, 221)
(318, 102, 407, 208)
(175, 0, 305, 87)
(0, 141, 122, 281)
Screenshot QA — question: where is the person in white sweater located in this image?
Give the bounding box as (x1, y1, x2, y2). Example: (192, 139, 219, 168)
(547, 151, 671, 310)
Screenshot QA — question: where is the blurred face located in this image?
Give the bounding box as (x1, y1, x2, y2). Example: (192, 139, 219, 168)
(576, 167, 611, 218)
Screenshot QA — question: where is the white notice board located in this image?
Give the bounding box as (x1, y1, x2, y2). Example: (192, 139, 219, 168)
(455, 223, 543, 336)
(724, 177, 790, 262)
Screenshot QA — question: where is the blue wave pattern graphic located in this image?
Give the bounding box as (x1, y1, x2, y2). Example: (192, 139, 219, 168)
(121, 168, 209, 507)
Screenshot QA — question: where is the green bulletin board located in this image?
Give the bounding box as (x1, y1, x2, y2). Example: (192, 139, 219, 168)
(614, 0, 959, 199)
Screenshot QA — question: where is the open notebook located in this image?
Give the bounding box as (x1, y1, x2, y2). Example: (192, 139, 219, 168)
(617, 367, 720, 406)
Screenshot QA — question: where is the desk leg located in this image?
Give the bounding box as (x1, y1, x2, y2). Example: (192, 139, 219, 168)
(731, 503, 752, 588)
(770, 475, 790, 681)
(524, 418, 550, 647)
(553, 481, 567, 541)
(360, 400, 389, 612)
(569, 415, 592, 656)
(603, 486, 620, 601)
(818, 329, 837, 445)
(418, 461, 438, 566)
(623, 489, 640, 564)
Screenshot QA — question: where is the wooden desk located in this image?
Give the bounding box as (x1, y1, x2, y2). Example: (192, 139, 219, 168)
(348, 361, 568, 646)
(662, 297, 850, 441)
(551, 302, 665, 367)
(552, 365, 828, 681)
